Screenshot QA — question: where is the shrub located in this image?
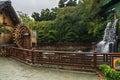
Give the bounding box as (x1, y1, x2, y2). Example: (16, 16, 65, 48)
(99, 64, 120, 80)
(99, 64, 111, 76)
(116, 60, 120, 66)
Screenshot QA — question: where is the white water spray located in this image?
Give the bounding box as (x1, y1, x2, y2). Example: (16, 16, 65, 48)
(96, 19, 119, 52)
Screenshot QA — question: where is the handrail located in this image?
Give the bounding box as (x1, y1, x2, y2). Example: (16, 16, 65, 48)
(3, 46, 120, 70)
(9, 47, 120, 55)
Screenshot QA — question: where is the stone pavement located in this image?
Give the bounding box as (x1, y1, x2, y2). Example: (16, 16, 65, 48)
(0, 57, 99, 80)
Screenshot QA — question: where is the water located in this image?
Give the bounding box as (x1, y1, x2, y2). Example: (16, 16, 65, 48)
(97, 19, 119, 53)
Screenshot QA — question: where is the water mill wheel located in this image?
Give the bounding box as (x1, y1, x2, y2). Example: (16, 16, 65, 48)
(13, 24, 31, 48)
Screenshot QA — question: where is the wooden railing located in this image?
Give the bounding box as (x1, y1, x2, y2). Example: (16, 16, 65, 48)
(3, 46, 120, 69)
(37, 42, 92, 51)
(37, 42, 91, 47)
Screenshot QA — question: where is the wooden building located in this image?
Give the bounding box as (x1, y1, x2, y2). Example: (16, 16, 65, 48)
(0, 0, 31, 48)
(0, 1, 19, 44)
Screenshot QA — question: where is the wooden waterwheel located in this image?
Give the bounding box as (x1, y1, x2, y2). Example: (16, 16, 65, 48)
(13, 24, 31, 48)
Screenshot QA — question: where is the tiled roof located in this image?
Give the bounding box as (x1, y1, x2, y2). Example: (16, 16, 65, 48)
(0, 0, 20, 25)
(0, 0, 11, 11)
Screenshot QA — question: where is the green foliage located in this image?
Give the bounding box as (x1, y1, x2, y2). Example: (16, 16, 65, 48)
(58, 0, 67, 8)
(0, 24, 11, 33)
(118, 46, 120, 52)
(66, 0, 77, 7)
(99, 64, 120, 80)
(58, 0, 77, 8)
(17, 11, 34, 29)
(32, 8, 57, 21)
(37, 30, 47, 42)
(63, 32, 79, 42)
(53, 0, 105, 42)
(100, 0, 111, 6)
(47, 30, 58, 42)
(99, 64, 111, 76)
(0, 27, 11, 33)
(31, 12, 40, 21)
(116, 60, 120, 65)
(32, 21, 56, 42)
(37, 29, 58, 42)
(18, 0, 108, 43)
(0, 24, 4, 33)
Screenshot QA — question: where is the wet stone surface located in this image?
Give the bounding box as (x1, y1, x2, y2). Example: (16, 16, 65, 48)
(0, 57, 98, 80)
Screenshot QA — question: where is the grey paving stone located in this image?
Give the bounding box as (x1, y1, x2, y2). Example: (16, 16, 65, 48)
(0, 57, 99, 80)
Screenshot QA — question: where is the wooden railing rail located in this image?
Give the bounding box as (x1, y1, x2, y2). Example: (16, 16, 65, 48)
(37, 42, 91, 47)
(3, 46, 120, 69)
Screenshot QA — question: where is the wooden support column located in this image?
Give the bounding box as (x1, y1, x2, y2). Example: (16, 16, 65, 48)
(31, 50, 34, 64)
(94, 53, 97, 69)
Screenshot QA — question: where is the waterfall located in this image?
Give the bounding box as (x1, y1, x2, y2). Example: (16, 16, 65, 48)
(96, 19, 119, 53)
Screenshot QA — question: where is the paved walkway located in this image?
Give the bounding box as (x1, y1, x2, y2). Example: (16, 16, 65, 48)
(0, 57, 99, 80)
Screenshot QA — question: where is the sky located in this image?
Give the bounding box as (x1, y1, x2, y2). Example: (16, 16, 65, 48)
(10, 0, 60, 16)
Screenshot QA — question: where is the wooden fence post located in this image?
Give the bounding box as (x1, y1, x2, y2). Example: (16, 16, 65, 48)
(94, 53, 97, 69)
(31, 50, 34, 64)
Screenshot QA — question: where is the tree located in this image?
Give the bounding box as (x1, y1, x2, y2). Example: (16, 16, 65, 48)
(31, 12, 40, 21)
(32, 8, 57, 21)
(58, 0, 67, 8)
(51, 7, 76, 42)
(32, 21, 55, 42)
(17, 11, 34, 29)
(17, 0, 107, 43)
(58, 0, 77, 8)
(66, 0, 77, 7)
(53, 0, 106, 42)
